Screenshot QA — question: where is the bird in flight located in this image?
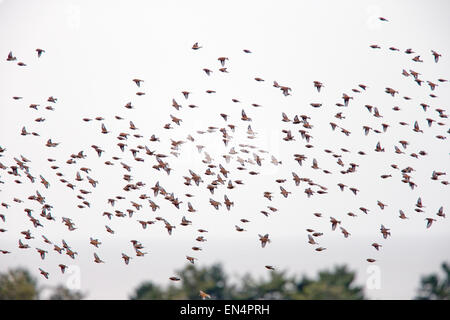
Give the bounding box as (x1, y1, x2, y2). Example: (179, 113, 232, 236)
(192, 42, 202, 50)
(36, 48, 45, 58)
(7, 51, 16, 61)
(258, 234, 271, 248)
(199, 290, 211, 299)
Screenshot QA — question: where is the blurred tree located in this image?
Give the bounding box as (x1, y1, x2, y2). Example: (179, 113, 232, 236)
(292, 265, 365, 300)
(177, 263, 233, 299)
(234, 270, 296, 300)
(165, 284, 185, 299)
(129, 281, 166, 300)
(233, 272, 260, 300)
(129, 264, 234, 300)
(416, 262, 449, 300)
(0, 268, 39, 300)
(48, 285, 85, 300)
(129, 263, 365, 300)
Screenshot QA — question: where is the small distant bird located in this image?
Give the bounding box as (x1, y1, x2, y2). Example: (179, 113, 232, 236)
(425, 218, 436, 229)
(186, 256, 197, 264)
(313, 81, 323, 92)
(122, 253, 132, 265)
(258, 234, 271, 248)
(36, 248, 47, 260)
(372, 243, 382, 251)
(218, 57, 229, 66)
(308, 234, 318, 245)
(199, 290, 211, 299)
(39, 268, 49, 279)
(133, 79, 144, 87)
(36, 48, 45, 57)
(431, 50, 441, 63)
(7, 51, 16, 61)
(94, 253, 105, 263)
(192, 42, 202, 50)
(330, 217, 341, 230)
(59, 264, 67, 273)
(101, 123, 109, 134)
(436, 206, 445, 218)
(380, 225, 391, 239)
(182, 91, 190, 99)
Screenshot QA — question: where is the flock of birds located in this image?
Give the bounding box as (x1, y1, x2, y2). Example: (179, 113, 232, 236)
(0, 16, 448, 299)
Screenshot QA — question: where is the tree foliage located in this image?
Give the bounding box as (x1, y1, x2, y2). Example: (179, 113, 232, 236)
(48, 285, 86, 300)
(129, 281, 166, 300)
(130, 263, 365, 300)
(0, 268, 39, 300)
(292, 265, 364, 300)
(416, 262, 449, 300)
(0, 268, 85, 300)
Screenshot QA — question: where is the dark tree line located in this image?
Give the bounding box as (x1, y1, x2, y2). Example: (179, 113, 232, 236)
(129, 262, 449, 300)
(129, 263, 365, 300)
(0, 262, 448, 300)
(0, 268, 84, 300)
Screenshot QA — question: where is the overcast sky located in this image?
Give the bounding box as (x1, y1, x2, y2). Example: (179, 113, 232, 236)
(0, 0, 449, 300)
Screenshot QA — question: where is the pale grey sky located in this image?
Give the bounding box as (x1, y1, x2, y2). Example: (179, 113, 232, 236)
(0, 0, 449, 299)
